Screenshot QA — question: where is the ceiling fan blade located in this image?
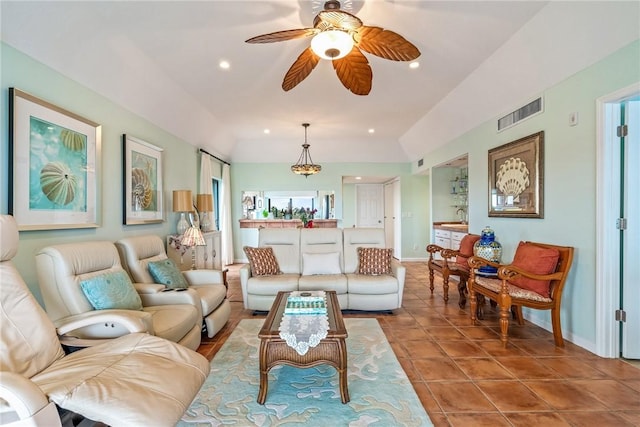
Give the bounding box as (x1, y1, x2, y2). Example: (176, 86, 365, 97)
(332, 47, 372, 96)
(282, 47, 320, 91)
(246, 28, 318, 44)
(355, 26, 420, 61)
(314, 10, 363, 31)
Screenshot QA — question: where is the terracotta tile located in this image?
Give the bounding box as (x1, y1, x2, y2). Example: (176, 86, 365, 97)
(398, 357, 421, 382)
(428, 382, 497, 412)
(393, 327, 430, 341)
(426, 327, 467, 341)
(514, 339, 575, 356)
(560, 411, 637, 426)
(505, 412, 571, 426)
(413, 358, 468, 381)
(457, 326, 500, 340)
(447, 413, 511, 427)
(543, 357, 610, 379)
(476, 340, 528, 357)
(495, 356, 559, 379)
(389, 341, 409, 358)
(403, 340, 447, 358)
(476, 380, 551, 411)
(523, 380, 609, 410)
(438, 341, 488, 358)
(416, 316, 452, 327)
(455, 358, 514, 380)
(574, 379, 640, 410)
(412, 382, 442, 413)
(587, 359, 640, 380)
(619, 411, 640, 425)
(626, 379, 640, 393)
(428, 412, 450, 427)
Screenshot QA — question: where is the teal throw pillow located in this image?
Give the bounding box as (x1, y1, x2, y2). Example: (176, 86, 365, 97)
(80, 271, 143, 311)
(148, 259, 188, 289)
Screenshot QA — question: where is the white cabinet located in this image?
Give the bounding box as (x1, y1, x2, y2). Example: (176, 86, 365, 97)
(167, 231, 222, 271)
(450, 231, 467, 251)
(434, 229, 451, 249)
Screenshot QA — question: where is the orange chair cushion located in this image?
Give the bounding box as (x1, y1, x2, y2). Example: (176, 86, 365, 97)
(510, 242, 560, 297)
(455, 234, 481, 266)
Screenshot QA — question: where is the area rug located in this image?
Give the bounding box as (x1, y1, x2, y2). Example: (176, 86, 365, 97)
(179, 318, 432, 426)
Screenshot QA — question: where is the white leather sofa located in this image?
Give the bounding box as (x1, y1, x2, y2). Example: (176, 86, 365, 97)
(240, 228, 405, 311)
(35, 241, 202, 350)
(116, 235, 231, 338)
(0, 214, 210, 427)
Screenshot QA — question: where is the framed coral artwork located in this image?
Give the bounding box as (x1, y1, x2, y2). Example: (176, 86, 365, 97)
(122, 134, 164, 225)
(9, 88, 101, 230)
(488, 131, 544, 218)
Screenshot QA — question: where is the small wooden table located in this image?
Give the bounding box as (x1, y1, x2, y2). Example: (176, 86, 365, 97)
(257, 290, 349, 404)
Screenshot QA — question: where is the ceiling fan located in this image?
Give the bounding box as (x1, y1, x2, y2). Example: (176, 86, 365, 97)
(245, 0, 420, 95)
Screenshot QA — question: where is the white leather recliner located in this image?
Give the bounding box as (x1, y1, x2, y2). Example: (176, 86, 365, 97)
(35, 240, 202, 350)
(0, 215, 210, 427)
(116, 235, 231, 338)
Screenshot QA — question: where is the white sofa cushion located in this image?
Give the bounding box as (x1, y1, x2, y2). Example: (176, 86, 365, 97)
(343, 228, 387, 274)
(298, 274, 348, 294)
(259, 228, 301, 274)
(302, 252, 341, 275)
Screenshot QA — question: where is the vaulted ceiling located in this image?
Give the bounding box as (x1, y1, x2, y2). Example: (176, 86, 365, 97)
(2, 1, 638, 165)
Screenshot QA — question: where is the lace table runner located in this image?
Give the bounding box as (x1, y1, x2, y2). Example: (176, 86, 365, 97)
(279, 291, 329, 355)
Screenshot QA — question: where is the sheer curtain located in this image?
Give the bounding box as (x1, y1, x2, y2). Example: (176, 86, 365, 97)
(199, 154, 214, 228)
(221, 164, 234, 266)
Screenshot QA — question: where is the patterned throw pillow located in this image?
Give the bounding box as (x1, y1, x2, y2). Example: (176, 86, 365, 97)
(80, 270, 143, 310)
(244, 246, 281, 276)
(148, 259, 188, 289)
(357, 247, 393, 275)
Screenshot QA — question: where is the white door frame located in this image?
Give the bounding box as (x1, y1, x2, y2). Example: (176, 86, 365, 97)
(595, 82, 640, 357)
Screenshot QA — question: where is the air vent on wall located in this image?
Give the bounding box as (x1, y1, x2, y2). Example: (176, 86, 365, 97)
(497, 97, 543, 131)
(417, 158, 424, 167)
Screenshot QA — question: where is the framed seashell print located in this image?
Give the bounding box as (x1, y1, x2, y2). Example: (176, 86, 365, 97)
(9, 88, 101, 230)
(122, 134, 164, 225)
(488, 131, 544, 218)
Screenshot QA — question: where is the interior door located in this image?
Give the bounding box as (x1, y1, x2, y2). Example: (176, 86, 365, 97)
(622, 99, 640, 359)
(356, 184, 384, 228)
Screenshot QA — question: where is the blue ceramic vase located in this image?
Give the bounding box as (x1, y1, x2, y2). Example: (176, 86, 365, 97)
(473, 226, 502, 274)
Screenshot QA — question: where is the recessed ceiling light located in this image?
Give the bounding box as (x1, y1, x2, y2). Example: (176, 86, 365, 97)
(263, 129, 270, 134)
(355, 176, 362, 180)
(219, 60, 230, 70)
(409, 61, 420, 69)
(368, 128, 375, 134)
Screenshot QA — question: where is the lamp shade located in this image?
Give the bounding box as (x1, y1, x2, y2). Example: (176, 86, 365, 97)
(181, 226, 206, 247)
(311, 30, 354, 60)
(196, 194, 213, 211)
(173, 190, 192, 212)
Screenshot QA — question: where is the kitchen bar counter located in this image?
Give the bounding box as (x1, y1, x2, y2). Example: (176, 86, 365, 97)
(239, 219, 338, 229)
(433, 222, 469, 233)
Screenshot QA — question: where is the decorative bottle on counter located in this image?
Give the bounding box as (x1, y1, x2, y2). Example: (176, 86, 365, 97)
(473, 226, 502, 274)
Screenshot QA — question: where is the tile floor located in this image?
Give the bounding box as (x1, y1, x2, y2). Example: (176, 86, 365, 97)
(198, 262, 640, 426)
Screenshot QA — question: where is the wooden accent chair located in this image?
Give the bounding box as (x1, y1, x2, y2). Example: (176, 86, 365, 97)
(467, 241, 574, 348)
(426, 234, 480, 307)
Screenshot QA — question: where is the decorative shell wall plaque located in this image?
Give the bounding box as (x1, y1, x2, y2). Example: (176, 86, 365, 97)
(495, 157, 530, 202)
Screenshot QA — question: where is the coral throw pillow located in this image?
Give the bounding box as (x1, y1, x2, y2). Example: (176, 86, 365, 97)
(455, 234, 481, 266)
(244, 246, 281, 276)
(357, 247, 393, 275)
(510, 242, 560, 297)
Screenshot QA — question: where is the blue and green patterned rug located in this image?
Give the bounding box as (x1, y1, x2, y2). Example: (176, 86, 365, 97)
(179, 318, 432, 426)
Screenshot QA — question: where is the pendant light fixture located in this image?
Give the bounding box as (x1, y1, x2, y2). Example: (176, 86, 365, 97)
(291, 123, 321, 178)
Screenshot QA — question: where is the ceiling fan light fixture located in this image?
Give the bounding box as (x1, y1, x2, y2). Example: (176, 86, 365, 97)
(291, 123, 321, 178)
(311, 29, 353, 60)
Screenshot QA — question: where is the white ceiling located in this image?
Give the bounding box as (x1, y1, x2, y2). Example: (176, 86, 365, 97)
(1, 1, 638, 166)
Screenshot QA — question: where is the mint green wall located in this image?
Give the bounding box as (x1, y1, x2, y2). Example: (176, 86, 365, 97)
(1, 43, 200, 303)
(416, 40, 640, 348)
(230, 162, 429, 261)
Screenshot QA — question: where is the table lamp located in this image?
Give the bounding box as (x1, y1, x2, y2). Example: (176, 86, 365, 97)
(181, 225, 206, 269)
(196, 193, 213, 232)
(172, 190, 192, 235)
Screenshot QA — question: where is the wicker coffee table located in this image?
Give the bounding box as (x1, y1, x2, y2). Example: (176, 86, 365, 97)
(257, 290, 349, 404)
